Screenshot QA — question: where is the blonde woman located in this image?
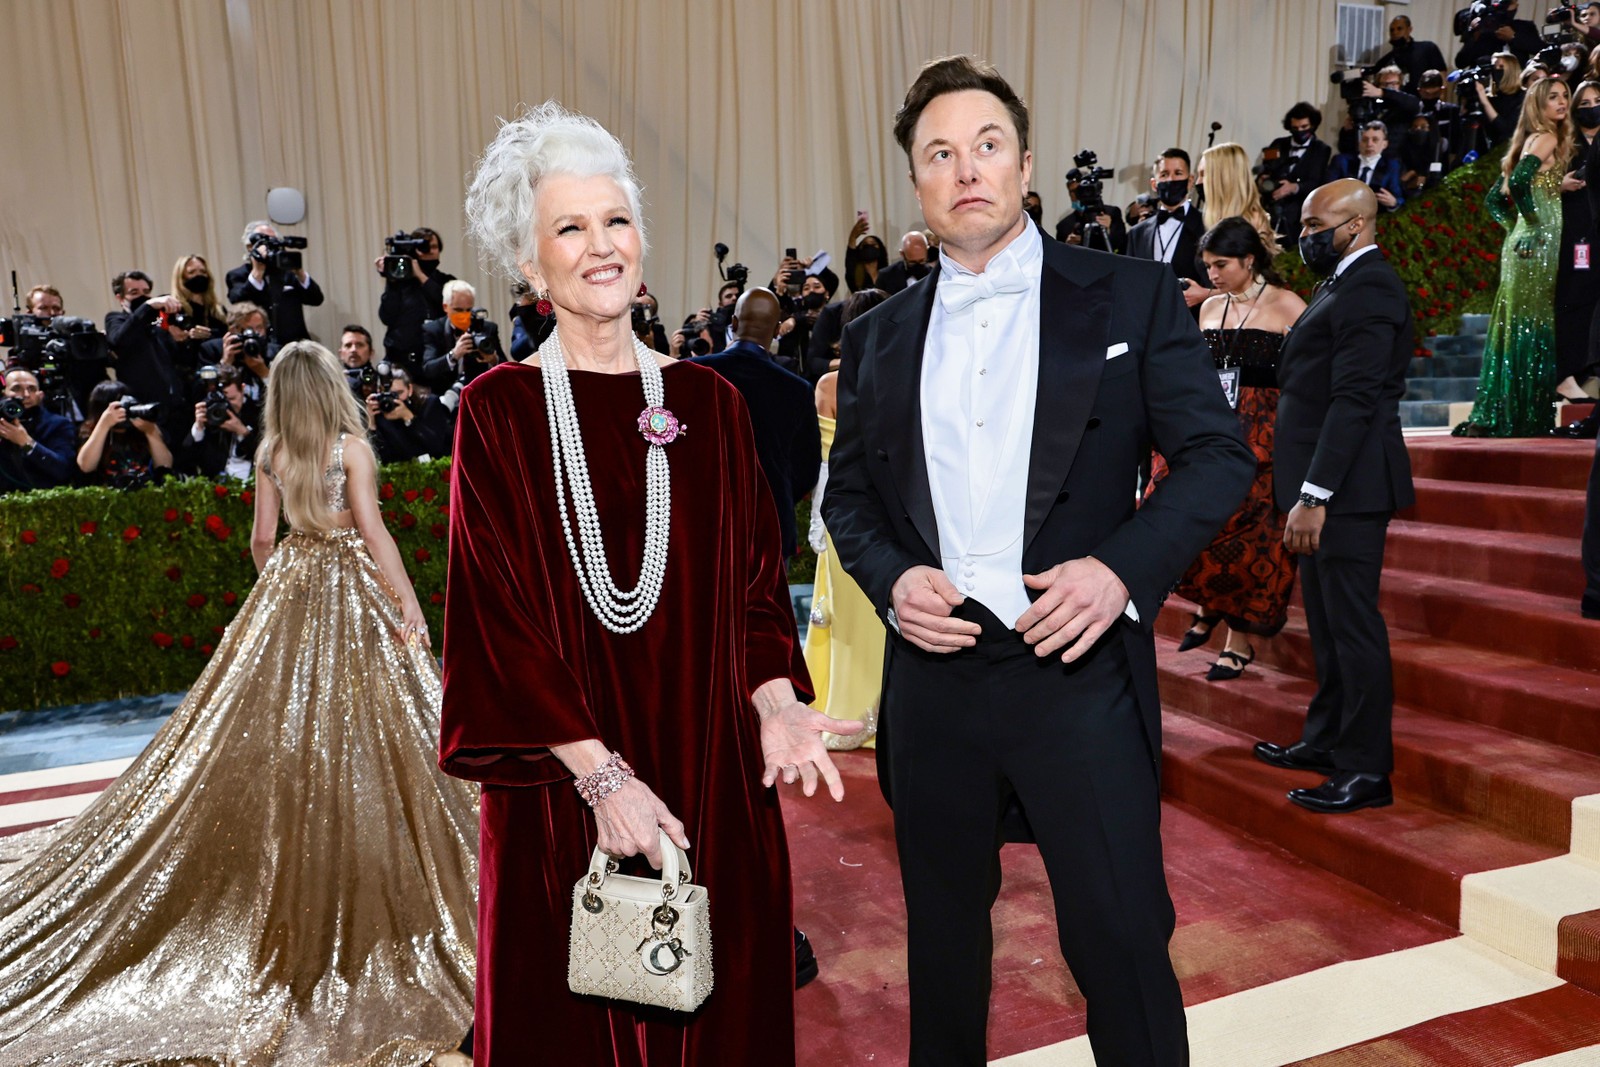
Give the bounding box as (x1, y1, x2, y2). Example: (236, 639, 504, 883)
(1477, 50, 1529, 145)
(1198, 142, 1281, 255)
(0, 341, 478, 1063)
(169, 253, 228, 336)
(1457, 78, 1575, 436)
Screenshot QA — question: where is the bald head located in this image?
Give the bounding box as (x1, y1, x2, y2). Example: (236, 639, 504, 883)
(900, 231, 929, 264)
(733, 287, 782, 347)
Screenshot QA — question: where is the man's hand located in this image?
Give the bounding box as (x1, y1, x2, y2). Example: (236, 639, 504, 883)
(890, 566, 981, 653)
(754, 680, 863, 800)
(249, 256, 268, 283)
(0, 419, 32, 448)
(1015, 557, 1130, 662)
(150, 295, 182, 315)
(364, 393, 381, 429)
(1495, 23, 1516, 41)
(1183, 282, 1215, 308)
(192, 401, 208, 436)
(1272, 181, 1298, 201)
(451, 331, 475, 360)
(1563, 172, 1589, 194)
(221, 412, 250, 437)
(1361, 81, 1384, 99)
(1283, 502, 1327, 555)
(1375, 187, 1398, 210)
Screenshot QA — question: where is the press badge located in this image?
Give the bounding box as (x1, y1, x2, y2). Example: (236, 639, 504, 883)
(1218, 367, 1241, 410)
(1577, 242, 1592, 271)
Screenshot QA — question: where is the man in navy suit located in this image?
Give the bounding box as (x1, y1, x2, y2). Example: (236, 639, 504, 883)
(1329, 121, 1406, 212)
(689, 288, 821, 558)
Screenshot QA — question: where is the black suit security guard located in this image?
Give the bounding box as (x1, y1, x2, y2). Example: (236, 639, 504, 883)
(825, 57, 1254, 1067)
(1255, 179, 1416, 814)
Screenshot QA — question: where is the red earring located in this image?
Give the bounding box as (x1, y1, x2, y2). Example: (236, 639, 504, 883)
(535, 290, 553, 316)
(638, 283, 649, 297)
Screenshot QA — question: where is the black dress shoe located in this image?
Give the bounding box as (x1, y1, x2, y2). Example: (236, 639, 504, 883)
(795, 927, 819, 989)
(1178, 611, 1222, 652)
(1252, 740, 1335, 773)
(1288, 772, 1393, 814)
(1550, 415, 1600, 439)
(1205, 645, 1255, 681)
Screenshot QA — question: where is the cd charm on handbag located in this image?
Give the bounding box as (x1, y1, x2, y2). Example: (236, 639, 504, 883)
(568, 829, 713, 1012)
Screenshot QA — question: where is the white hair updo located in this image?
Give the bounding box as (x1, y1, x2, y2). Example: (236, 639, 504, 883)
(465, 101, 649, 282)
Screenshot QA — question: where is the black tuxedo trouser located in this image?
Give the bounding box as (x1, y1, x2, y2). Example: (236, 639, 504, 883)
(884, 601, 1187, 1067)
(1297, 512, 1395, 773)
(1582, 434, 1600, 618)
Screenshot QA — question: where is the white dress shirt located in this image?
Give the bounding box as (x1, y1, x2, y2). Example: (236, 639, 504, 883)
(1300, 243, 1382, 502)
(1153, 204, 1190, 264)
(921, 222, 1043, 626)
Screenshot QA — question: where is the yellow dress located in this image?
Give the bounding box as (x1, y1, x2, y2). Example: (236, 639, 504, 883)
(803, 415, 883, 750)
(0, 436, 477, 1066)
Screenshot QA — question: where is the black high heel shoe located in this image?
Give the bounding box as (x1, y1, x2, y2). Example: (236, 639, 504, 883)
(1206, 645, 1255, 682)
(1178, 611, 1222, 652)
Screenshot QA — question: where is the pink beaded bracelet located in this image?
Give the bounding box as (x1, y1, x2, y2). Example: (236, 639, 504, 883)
(575, 752, 635, 807)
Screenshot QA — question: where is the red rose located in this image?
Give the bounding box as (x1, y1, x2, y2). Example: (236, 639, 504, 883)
(165, 566, 183, 582)
(201, 644, 214, 655)
(184, 512, 195, 525)
(222, 591, 239, 606)
(212, 625, 226, 635)
(1477, 280, 1490, 290)
(187, 593, 208, 609)
(381, 483, 396, 500)
(181, 635, 195, 649)
(238, 550, 250, 561)
(79, 521, 97, 535)
(88, 628, 102, 639)
(164, 508, 179, 522)
(214, 525, 233, 541)
(63, 593, 81, 609)
(0, 636, 17, 651)
(431, 523, 447, 540)
(430, 592, 444, 605)
(213, 484, 229, 499)
(20, 530, 37, 544)
(437, 504, 449, 514)
(1416, 288, 1430, 299)
(50, 661, 70, 678)
(422, 487, 436, 502)
(240, 490, 253, 505)
(383, 510, 396, 523)
(414, 547, 431, 563)
(401, 513, 417, 528)
(21, 583, 41, 595)
(403, 489, 419, 503)
(204, 514, 223, 531)
(152, 632, 174, 648)
(122, 525, 141, 541)
(49, 558, 70, 579)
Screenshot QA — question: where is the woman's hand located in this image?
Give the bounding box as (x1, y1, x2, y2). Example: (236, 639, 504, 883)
(592, 778, 690, 866)
(1563, 172, 1588, 194)
(755, 683, 864, 800)
(398, 597, 429, 650)
(98, 400, 128, 431)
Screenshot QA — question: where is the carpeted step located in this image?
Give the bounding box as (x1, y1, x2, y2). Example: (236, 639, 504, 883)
(1159, 606, 1600, 757)
(1405, 437, 1593, 490)
(1383, 520, 1580, 599)
(1159, 709, 1558, 927)
(1460, 854, 1600, 983)
(1156, 640, 1600, 852)
(1559, 907, 1600, 994)
(1460, 313, 1490, 336)
(1408, 352, 1484, 378)
(1404, 477, 1586, 534)
(1403, 377, 1480, 403)
(1375, 568, 1600, 672)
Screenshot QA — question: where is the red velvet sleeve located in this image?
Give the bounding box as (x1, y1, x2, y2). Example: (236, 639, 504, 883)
(438, 381, 600, 786)
(726, 387, 815, 703)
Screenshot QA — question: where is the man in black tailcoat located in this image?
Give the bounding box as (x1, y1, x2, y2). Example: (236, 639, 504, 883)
(824, 56, 1254, 1067)
(1255, 179, 1415, 814)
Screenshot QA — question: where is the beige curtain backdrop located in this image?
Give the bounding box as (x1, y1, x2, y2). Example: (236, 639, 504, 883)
(1, 0, 1464, 342)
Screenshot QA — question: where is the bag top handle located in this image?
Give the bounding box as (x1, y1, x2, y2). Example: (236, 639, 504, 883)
(584, 829, 693, 897)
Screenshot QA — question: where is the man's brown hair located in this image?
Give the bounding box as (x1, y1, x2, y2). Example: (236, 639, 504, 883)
(227, 302, 268, 331)
(893, 55, 1030, 172)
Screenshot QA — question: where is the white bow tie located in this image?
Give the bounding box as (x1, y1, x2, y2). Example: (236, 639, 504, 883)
(938, 263, 1032, 314)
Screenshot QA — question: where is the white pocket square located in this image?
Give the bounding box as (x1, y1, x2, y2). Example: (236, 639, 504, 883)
(1105, 342, 1130, 360)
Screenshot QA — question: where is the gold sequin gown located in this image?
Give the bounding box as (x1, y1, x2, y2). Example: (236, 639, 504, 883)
(0, 436, 478, 1066)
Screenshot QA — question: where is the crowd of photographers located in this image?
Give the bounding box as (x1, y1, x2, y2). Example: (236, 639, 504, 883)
(7, 1, 1598, 496)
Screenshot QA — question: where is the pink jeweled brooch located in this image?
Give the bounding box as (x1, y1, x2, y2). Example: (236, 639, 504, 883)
(638, 406, 686, 445)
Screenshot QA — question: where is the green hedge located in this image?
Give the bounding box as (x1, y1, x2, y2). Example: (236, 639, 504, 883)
(1273, 151, 1504, 342)
(0, 463, 816, 714)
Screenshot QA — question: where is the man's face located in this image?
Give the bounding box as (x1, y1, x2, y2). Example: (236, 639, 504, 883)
(27, 292, 63, 319)
(221, 382, 245, 409)
(901, 235, 929, 266)
(719, 285, 740, 308)
(1359, 127, 1388, 157)
(390, 377, 413, 402)
(119, 277, 150, 308)
(1419, 83, 1443, 102)
(4, 372, 42, 411)
(908, 89, 1032, 260)
(1378, 71, 1402, 92)
(339, 330, 373, 368)
(1288, 117, 1315, 138)
(1150, 156, 1190, 193)
(1389, 18, 1410, 45)
(801, 275, 828, 300)
(422, 235, 442, 259)
(231, 313, 267, 339)
(445, 290, 475, 316)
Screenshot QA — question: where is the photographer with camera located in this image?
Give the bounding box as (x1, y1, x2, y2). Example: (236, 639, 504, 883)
(182, 363, 259, 481)
(419, 279, 503, 391)
(1054, 160, 1129, 252)
(0, 367, 76, 493)
(1466, 51, 1530, 144)
(1371, 15, 1450, 93)
(1336, 66, 1422, 155)
(198, 303, 278, 400)
(225, 221, 324, 344)
(1259, 103, 1333, 241)
(5, 285, 107, 415)
(375, 226, 456, 375)
(1457, 0, 1544, 66)
(670, 308, 716, 359)
(1127, 149, 1213, 310)
(773, 261, 831, 375)
(164, 254, 228, 375)
(630, 287, 671, 355)
(74, 380, 173, 488)
(104, 270, 187, 438)
(1330, 121, 1407, 211)
(364, 363, 451, 464)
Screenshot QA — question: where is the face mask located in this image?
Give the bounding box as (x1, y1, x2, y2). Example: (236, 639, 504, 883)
(1578, 105, 1600, 127)
(128, 295, 148, 311)
(1154, 179, 1189, 207)
(802, 292, 827, 310)
(448, 309, 473, 331)
(1291, 129, 1313, 145)
(1299, 216, 1356, 276)
(906, 261, 931, 280)
(183, 274, 210, 295)
(1193, 182, 1206, 206)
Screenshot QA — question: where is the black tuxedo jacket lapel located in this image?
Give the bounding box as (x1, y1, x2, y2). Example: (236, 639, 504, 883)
(877, 269, 942, 557)
(1024, 247, 1114, 550)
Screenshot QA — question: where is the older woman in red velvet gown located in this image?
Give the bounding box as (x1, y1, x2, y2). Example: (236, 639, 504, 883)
(442, 102, 861, 1066)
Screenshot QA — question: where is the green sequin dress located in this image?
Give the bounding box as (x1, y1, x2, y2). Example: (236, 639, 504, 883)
(1455, 155, 1561, 437)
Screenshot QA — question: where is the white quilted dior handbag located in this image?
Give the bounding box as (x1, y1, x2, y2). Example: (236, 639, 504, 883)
(568, 830, 713, 1012)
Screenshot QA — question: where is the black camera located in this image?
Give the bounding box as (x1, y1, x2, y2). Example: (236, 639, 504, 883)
(120, 396, 162, 423)
(1449, 57, 1501, 89)
(678, 314, 712, 357)
(195, 364, 233, 428)
(236, 327, 267, 361)
(1065, 148, 1114, 211)
(0, 397, 23, 422)
(1461, 0, 1519, 33)
(382, 231, 430, 282)
(631, 303, 651, 333)
(1547, 2, 1579, 24)
(248, 232, 309, 272)
(1331, 69, 1380, 124)
(467, 309, 496, 357)
(713, 242, 750, 292)
(1, 315, 107, 369)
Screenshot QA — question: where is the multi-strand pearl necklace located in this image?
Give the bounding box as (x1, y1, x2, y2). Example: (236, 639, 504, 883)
(538, 324, 672, 634)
